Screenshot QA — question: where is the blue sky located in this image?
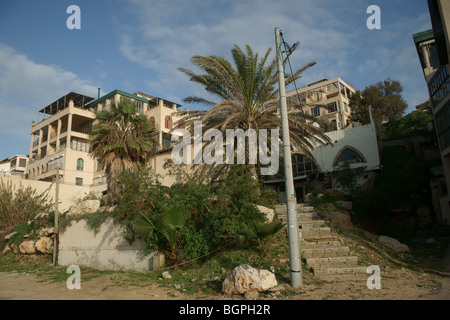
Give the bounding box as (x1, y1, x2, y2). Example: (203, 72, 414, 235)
(0, 0, 433, 160)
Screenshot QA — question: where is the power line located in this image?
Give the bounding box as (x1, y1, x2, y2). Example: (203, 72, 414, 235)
(280, 32, 303, 110)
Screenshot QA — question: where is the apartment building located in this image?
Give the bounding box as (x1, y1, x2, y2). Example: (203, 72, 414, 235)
(285, 77, 357, 130)
(28, 92, 97, 186)
(0, 155, 28, 177)
(27, 90, 183, 187)
(413, 0, 450, 225)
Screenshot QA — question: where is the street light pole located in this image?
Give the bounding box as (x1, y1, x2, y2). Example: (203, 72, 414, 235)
(52, 167, 60, 267)
(275, 27, 303, 288)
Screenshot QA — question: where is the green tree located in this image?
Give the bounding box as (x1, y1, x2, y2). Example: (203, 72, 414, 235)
(90, 98, 159, 199)
(175, 44, 330, 181)
(350, 78, 408, 125)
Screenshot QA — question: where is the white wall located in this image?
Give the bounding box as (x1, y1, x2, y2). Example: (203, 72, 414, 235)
(0, 175, 107, 213)
(58, 217, 164, 271)
(310, 122, 381, 173)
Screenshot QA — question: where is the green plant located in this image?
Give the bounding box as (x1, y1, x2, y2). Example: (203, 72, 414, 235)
(332, 161, 358, 197)
(90, 98, 159, 199)
(237, 220, 285, 254)
(0, 180, 53, 230)
(134, 206, 188, 266)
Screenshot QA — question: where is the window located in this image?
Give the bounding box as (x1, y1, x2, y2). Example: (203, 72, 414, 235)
(162, 132, 172, 149)
(311, 107, 320, 117)
(292, 154, 318, 177)
(75, 178, 83, 186)
(76, 158, 84, 171)
(165, 116, 173, 129)
(136, 101, 144, 114)
(327, 102, 337, 113)
(335, 148, 364, 166)
(71, 138, 89, 152)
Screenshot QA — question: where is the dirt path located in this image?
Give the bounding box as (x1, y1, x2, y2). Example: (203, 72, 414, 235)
(1, 265, 448, 300)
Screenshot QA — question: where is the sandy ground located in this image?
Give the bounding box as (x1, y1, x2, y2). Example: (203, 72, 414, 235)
(1, 264, 449, 300)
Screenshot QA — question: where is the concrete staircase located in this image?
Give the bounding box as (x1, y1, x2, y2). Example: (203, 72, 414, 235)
(275, 204, 367, 282)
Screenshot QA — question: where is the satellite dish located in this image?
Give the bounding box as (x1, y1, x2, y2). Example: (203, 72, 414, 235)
(312, 122, 320, 128)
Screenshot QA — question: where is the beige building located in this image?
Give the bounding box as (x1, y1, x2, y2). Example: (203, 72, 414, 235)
(285, 77, 357, 131)
(25, 79, 358, 193)
(27, 90, 183, 188)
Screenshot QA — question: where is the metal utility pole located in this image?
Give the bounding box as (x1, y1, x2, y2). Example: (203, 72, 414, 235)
(275, 27, 303, 288)
(52, 167, 60, 267)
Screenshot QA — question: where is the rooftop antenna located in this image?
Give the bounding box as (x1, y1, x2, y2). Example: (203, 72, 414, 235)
(275, 27, 303, 288)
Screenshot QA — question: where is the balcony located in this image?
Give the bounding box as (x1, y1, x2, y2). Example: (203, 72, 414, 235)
(429, 65, 450, 108)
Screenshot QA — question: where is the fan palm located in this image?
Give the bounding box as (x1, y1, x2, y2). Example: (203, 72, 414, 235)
(90, 98, 159, 198)
(175, 44, 330, 181)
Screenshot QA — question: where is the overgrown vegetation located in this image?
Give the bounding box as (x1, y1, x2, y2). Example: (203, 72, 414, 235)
(115, 164, 279, 266)
(381, 107, 434, 141)
(350, 147, 438, 237)
(0, 180, 53, 231)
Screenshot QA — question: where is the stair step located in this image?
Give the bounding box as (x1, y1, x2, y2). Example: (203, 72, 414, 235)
(301, 240, 341, 248)
(300, 227, 331, 239)
(275, 204, 315, 213)
(279, 217, 325, 228)
(278, 212, 320, 222)
(313, 266, 368, 282)
(306, 256, 358, 268)
(300, 220, 326, 229)
(302, 246, 350, 258)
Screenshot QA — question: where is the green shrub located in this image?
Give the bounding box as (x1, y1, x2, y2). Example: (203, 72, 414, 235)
(116, 164, 276, 265)
(0, 180, 53, 230)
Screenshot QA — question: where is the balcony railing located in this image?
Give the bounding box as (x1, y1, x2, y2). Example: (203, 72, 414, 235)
(429, 65, 450, 108)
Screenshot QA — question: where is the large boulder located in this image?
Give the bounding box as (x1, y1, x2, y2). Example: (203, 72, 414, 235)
(256, 205, 275, 223)
(67, 199, 101, 217)
(19, 240, 36, 254)
(35, 236, 53, 254)
(378, 235, 410, 253)
(222, 264, 278, 295)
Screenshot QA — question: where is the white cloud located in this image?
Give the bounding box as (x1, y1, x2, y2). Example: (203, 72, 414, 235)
(117, 0, 358, 105)
(116, 0, 432, 114)
(0, 43, 99, 138)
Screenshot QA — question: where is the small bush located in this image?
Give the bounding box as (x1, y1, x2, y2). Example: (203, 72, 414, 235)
(0, 180, 53, 230)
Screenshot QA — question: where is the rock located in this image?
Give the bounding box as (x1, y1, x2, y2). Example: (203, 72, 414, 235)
(4, 232, 17, 240)
(46, 227, 54, 236)
(326, 189, 345, 198)
(378, 235, 410, 253)
(10, 243, 19, 254)
(335, 201, 353, 211)
(318, 203, 352, 231)
(256, 205, 274, 223)
(222, 264, 278, 295)
(162, 271, 172, 279)
(35, 237, 53, 254)
(67, 199, 101, 216)
(2, 245, 11, 255)
(244, 291, 259, 300)
(19, 240, 36, 254)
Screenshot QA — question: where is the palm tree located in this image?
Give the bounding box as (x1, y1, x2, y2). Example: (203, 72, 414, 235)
(174, 44, 330, 181)
(90, 98, 159, 199)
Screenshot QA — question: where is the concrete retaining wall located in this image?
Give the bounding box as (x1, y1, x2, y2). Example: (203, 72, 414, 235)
(58, 217, 164, 271)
